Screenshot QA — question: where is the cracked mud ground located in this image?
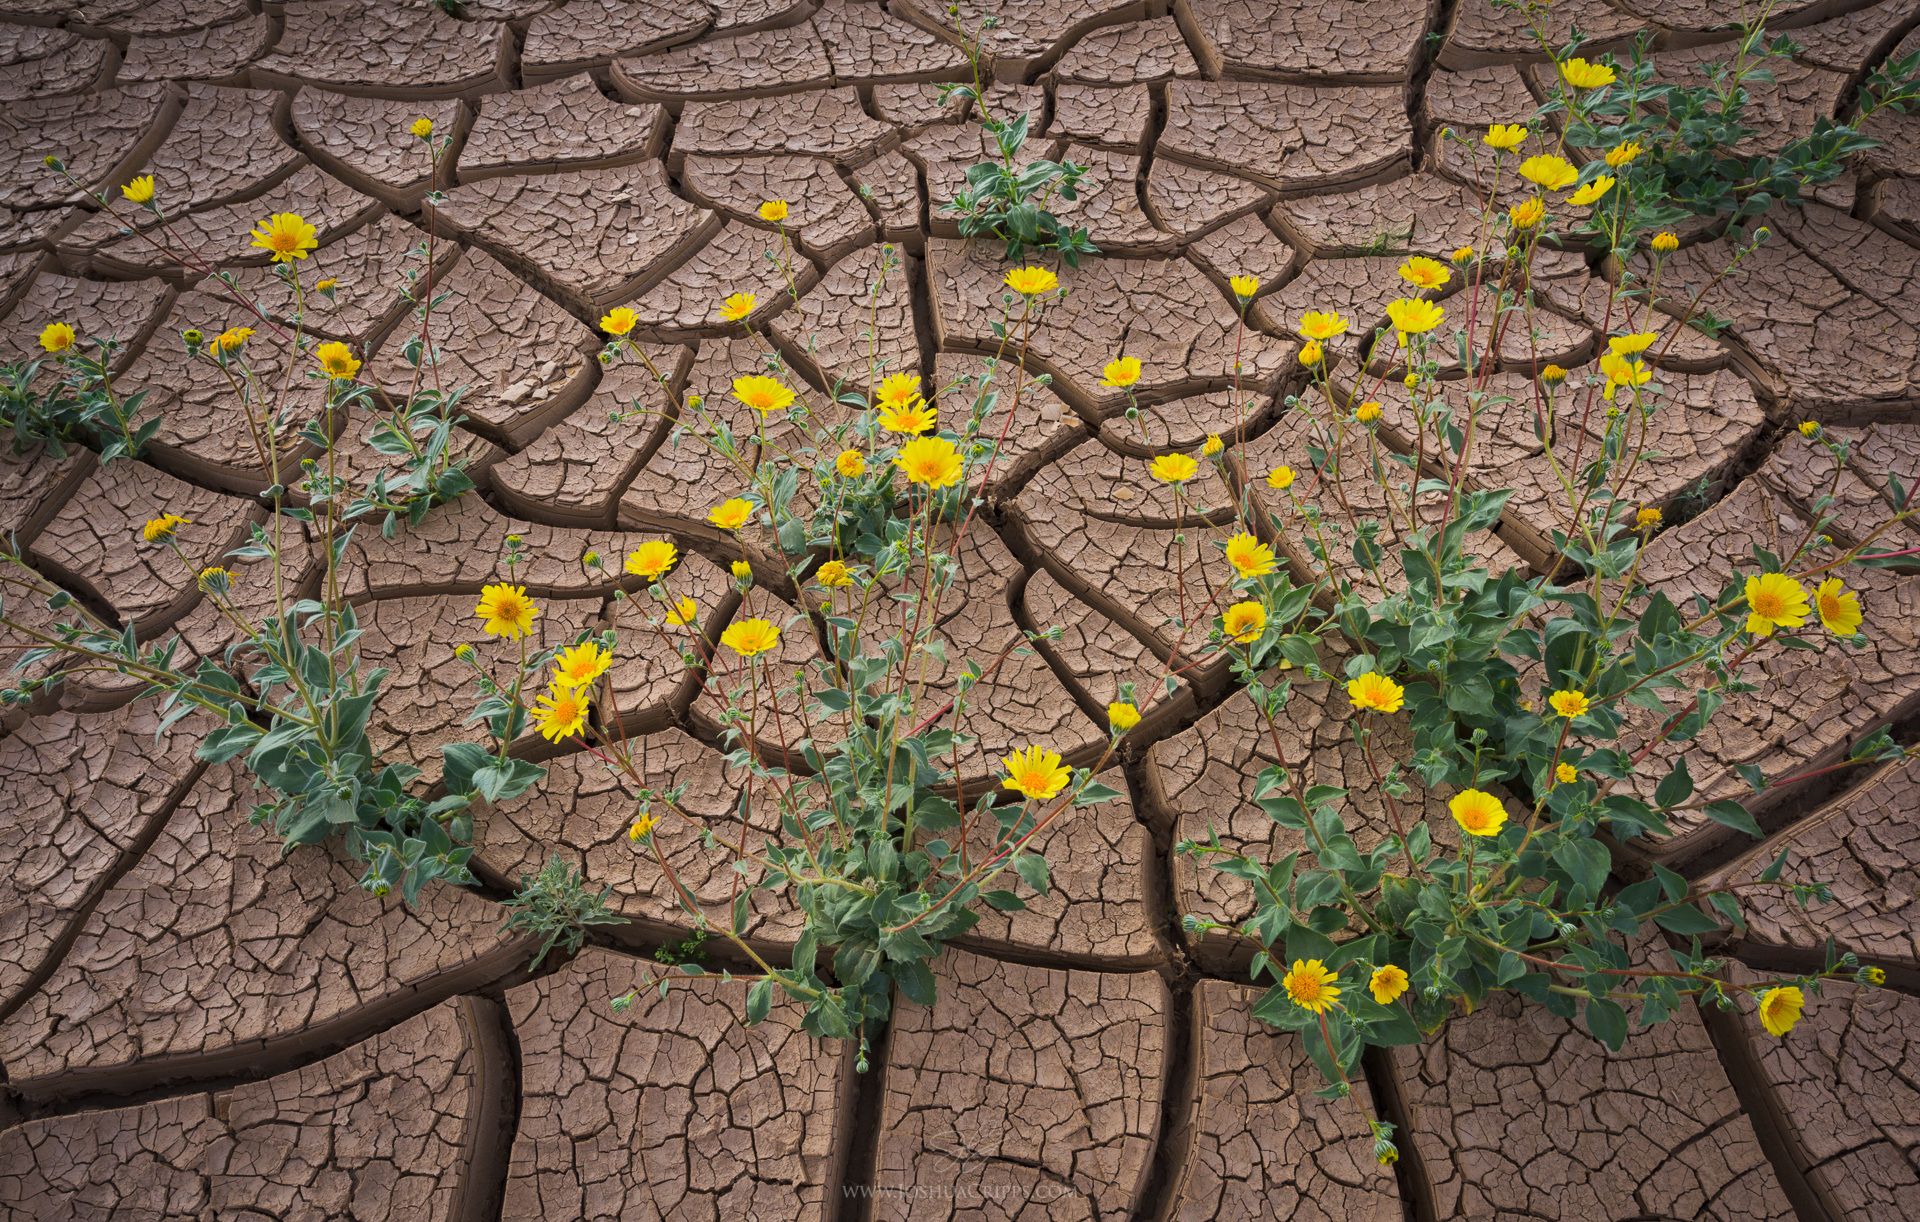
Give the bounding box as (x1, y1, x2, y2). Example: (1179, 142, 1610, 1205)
(3, 0, 1920, 1218)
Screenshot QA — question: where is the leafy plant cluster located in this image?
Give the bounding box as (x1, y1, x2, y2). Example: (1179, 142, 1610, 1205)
(0, 123, 494, 904)
(935, 12, 1098, 265)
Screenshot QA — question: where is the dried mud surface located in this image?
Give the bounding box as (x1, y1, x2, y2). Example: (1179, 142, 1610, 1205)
(3, 0, 1920, 1217)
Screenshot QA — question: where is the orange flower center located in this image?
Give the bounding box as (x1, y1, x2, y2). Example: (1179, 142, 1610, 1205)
(1752, 589, 1786, 618)
(1291, 976, 1323, 1003)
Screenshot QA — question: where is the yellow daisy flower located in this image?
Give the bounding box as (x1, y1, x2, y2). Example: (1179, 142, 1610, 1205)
(1222, 600, 1266, 642)
(625, 540, 678, 580)
(898, 436, 964, 488)
(1282, 959, 1341, 1013)
(1004, 266, 1058, 296)
(1744, 572, 1809, 635)
(551, 642, 613, 689)
(721, 617, 781, 656)
(1001, 745, 1071, 800)
(250, 212, 317, 262)
(1347, 671, 1404, 713)
(1814, 578, 1862, 635)
(1757, 985, 1804, 1037)
(1224, 532, 1276, 579)
(732, 374, 795, 414)
(1449, 788, 1507, 837)
(1368, 964, 1409, 1005)
(476, 583, 540, 638)
(1150, 453, 1199, 483)
(707, 497, 754, 531)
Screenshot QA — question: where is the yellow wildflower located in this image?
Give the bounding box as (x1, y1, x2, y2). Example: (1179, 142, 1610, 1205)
(1149, 452, 1199, 483)
(1222, 600, 1266, 643)
(1542, 364, 1568, 384)
(836, 449, 867, 477)
(453, 643, 475, 661)
(1202, 433, 1224, 457)
(1865, 967, 1887, 985)
(816, 559, 854, 587)
(1605, 140, 1641, 167)
(1519, 154, 1579, 191)
(1758, 985, 1804, 1037)
(1797, 420, 1820, 438)
(1347, 671, 1404, 714)
(1451, 245, 1475, 265)
(142, 513, 190, 543)
(721, 617, 780, 657)
(1560, 57, 1617, 90)
(625, 540, 678, 580)
(1369, 964, 1409, 1005)
(1267, 465, 1294, 490)
(1397, 256, 1451, 290)
(38, 322, 75, 353)
(1109, 701, 1141, 731)
(215, 326, 253, 352)
(1483, 123, 1529, 151)
(475, 583, 540, 638)
(878, 400, 937, 434)
(1814, 578, 1862, 635)
(195, 565, 233, 594)
(1299, 339, 1324, 367)
(250, 212, 317, 262)
(1636, 506, 1662, 528)
(551, 642, 613, 689)
(411, 117, 433, 138)
(628, 813, 658, 840)
(123, 174, 155, 204)
(1385, 297, 1445, 335)
(1555, 762, 1578, 784)
(1609, 332, 1656, 357)
(1548, 689, 1591, 718)
(732, 374, 795, 415)
(1567, 175, 1614, 207)
(534, 682, 589, 742)
(1744, 572, 1809, 635)
(1282, 959, 1341, 1013)
(1449, 788, 1507, 837)
(758, 199, 789, 222)
(1356, 401, 1382, 423)
(1652, 231, 1680, 254)
(316, 278, 337, 291)
(1229, 273, 1260, 299)
(874, 372, 923, 409)
(1508, 196, 1546, 229)
(1599, 352, 1651, 389)
(1004, 266, 1058, 296)
(600, 306, 638, 336)
(731, 559, 752, 581)
(665, 597, 699, 625)
(898, 435, 964, 488)
(707, 497, 754, 531)
(1001, 745, 1072, 800)
(1102, 355, 1142, 387)
(315, 341, 361, 379)
(1297, 310, 1348, 341)
(1224, 532, 1276, 579)
(718, 291, 757, 322)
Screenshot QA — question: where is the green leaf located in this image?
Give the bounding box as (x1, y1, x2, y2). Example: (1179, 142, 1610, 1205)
(1012, 852, 1049, 897)
(1654, 903, 1722, 936)
(1584, 996, 1628, 1050)
(745, 978, 772, 1024)
(1702, 799, 1762, 838)
(1654, 758, 1694, 809)
(980, 889, 1026, 911)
